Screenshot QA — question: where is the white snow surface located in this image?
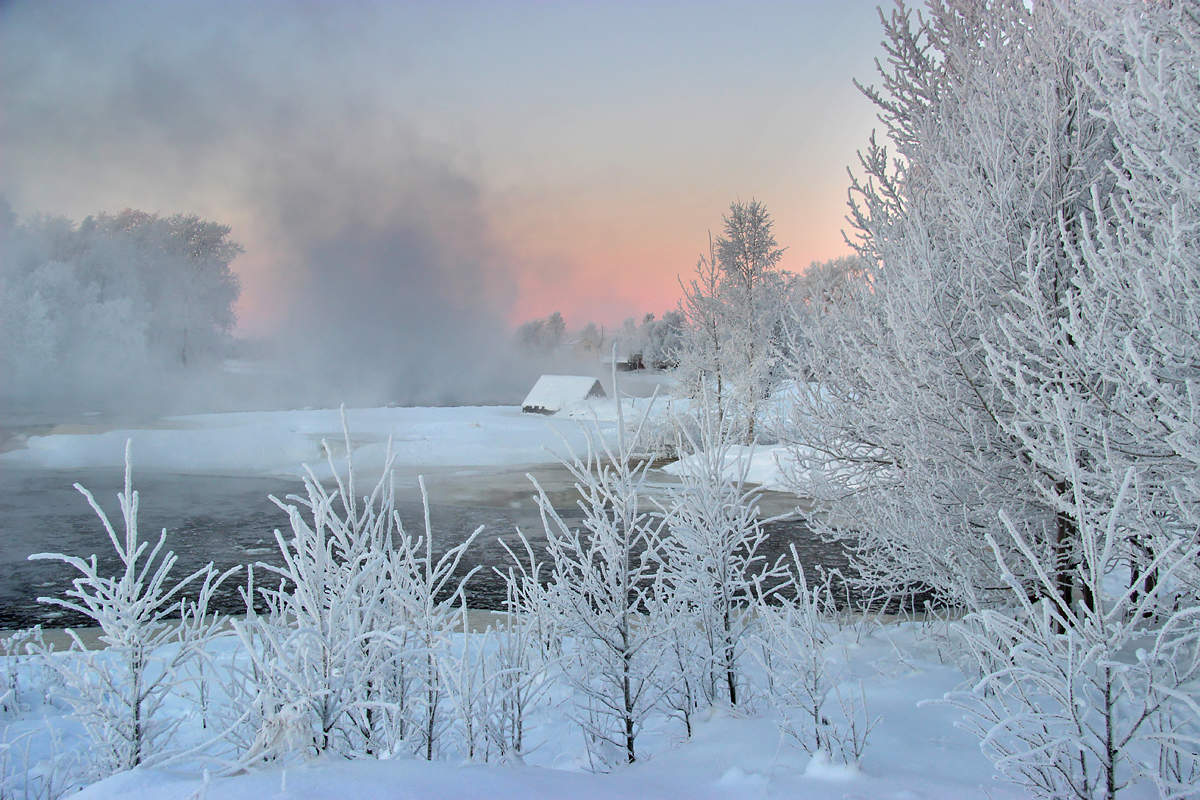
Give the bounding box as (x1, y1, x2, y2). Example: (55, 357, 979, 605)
(662, 444, 798, 491)
(4, 622, 1028, 800)
(0, 404, 654, 478)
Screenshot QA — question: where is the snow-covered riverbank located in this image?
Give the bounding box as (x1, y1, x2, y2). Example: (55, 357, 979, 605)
(3, 620, 1023, 800)
(0, 402, 655, 477)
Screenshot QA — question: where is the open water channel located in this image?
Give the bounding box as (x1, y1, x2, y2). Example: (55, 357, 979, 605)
(0, 459, 860, 631)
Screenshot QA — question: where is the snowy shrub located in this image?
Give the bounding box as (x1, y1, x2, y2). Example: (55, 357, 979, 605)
(0, 629, 46, 718)
(28, 442, 235, 780)
(485, 537, 556, 761)
(528, 387, 670, 768)
(949, 467, 1200, 800)
(441, 605, 492, 762)
(387, 479, 483, 761)
(0, 720, 82, 800)
(753, 546, 875, 768)
(233, 420, 480, 763)
(659, 397, 790, 711)
(232, 442, 398, 758)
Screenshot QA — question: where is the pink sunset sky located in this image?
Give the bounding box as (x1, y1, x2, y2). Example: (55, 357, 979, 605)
(1, 0, 884, 334)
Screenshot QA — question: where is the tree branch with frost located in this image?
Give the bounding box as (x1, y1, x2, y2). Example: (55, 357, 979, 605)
(948, 459, 1200, 800)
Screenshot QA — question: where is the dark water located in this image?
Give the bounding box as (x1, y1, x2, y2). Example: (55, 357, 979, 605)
(0, 466, 872, 630)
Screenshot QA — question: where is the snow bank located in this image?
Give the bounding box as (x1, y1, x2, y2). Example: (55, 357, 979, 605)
(0, 406, 608, 477)
(58, 622, 1024, 800)
(663, 444, 799, 491)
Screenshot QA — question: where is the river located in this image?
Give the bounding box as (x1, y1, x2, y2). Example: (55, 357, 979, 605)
(0, 460, 862, 630)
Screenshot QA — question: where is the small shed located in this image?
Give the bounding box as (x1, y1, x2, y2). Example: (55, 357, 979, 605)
(521, 375, 606, 415)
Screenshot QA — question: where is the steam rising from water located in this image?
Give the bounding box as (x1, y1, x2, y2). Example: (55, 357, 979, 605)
(0, 1, 550, 411)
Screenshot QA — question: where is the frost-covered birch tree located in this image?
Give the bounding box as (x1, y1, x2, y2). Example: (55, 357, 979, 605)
(950, 451, 1200, 799)
(781, 1, 1200, 795)
(660, 399, 789, 709)
(677, 201, 789, 444)
(527, 395, 668, 767)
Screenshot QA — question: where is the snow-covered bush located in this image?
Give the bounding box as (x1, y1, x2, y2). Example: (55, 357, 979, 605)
(527, 391, 669, 767)
(754, 546, 874, 768)
(949, 461, 1200, 800)
(441, 604, 492, 762)
(388, 476, 483, 761)
(28, 442, 236, 779)
(232, 432, 399, 758)
(0, 720, 82, 800)
(0, 629, 46, 719)
(233, 422, 481, 763)
(659, 398, 790, 710)
(486, 537, 555, 760)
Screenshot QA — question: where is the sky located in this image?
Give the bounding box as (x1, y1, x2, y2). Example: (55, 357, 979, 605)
(0, 0, 886, 336)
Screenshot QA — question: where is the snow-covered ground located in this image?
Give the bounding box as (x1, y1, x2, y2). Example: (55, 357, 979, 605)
(663, 445, 797, 492)
(0, 400, 662, 480)
(2, 620, 1028, 800)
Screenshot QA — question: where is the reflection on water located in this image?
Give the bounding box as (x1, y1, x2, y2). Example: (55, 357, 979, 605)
(0, 466, 887, 630)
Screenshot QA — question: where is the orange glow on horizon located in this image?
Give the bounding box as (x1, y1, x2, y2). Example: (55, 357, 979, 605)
(495, 194, 856, 331)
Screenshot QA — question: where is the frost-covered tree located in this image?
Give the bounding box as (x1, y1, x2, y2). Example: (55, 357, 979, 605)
(642, 311, 684, 369)
(1004, 0, 1200, 598)
(677, 234, 728, 418)
(782, 2, 1200, 795)
(515, 311, 567, 353)
(30, 442, 236, 778)
(526, 392, 668, 767)
(754, 546, 874, 768)
(950, 454, 1200, 799)
(391, 476, 484, 761)
(955, 10, 1200, 792)
(677, 201, 788, 442)
(233, 431, 400, 758)
(577, 321, 606, 355)
(488, 536, 556, 760)
(0, 207, 241, 404)
(233, 422, 481, 761)
(659, 399, 789, 708)
(785, 255, 866, 376)
(784, 0, 1121, 606)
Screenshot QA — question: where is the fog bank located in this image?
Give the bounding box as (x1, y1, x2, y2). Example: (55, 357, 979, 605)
(0, 1, 555, 412)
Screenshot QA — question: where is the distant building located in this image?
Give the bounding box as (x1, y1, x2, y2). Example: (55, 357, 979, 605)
(521, 375, 607, 415)
(600, 353, 645, 372)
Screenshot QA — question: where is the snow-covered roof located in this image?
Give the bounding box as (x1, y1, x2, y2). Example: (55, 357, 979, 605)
(521, 375, 606, 415)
